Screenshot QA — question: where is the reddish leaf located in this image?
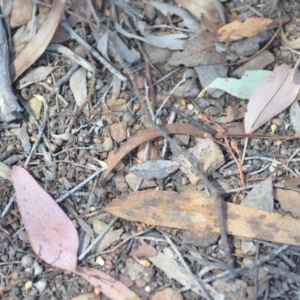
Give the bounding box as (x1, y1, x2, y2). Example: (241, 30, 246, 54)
(11, 166, 78, 272)
(76, 267, 140, 300)
(244, 64, 299, 134)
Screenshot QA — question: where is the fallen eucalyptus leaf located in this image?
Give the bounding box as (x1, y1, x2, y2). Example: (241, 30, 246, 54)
(105, 190, 300, 246)
(244, 64, 300, 134)
(206, 70, 271, 100)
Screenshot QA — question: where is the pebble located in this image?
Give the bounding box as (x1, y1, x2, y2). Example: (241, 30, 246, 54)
(272, 118, 284, 126)
(102, 136, 113, 152)
(115, 174, 129, 193)
(152, 288, 183, 300)
(34, 280, 47, 293)
(21, 254, 33, 268)
(33, 262, 43, 276)
(232, 50, 275, 78)
(110, 122, 127, 143)
(187, 104, 194, 110)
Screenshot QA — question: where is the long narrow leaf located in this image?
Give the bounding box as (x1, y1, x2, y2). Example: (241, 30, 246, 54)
(10, 0, 67, 81)
(11, 166, 78, 272)
(244, 64, 299, 133)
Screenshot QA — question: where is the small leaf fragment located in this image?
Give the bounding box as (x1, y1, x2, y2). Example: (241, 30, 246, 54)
(207, 70, 271, 100)
(129, 160, 180, 180)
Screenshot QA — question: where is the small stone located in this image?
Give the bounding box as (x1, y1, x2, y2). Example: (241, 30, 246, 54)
(102, 136, 113, 152)
(240, 240, 256, 256)
(213, 278, 247, 299)
(136, 76, 144, 89)
(232, 50, 275, 78)
(21, 254, 33, 268)
(172, 79, 199, 98)
(34, 280, 47, 293)
(126, 258, 154, 282)
(33, 262, 43, 276)
(151, 288, 183, 300)
(125, 173, 157, 190)
(92, 219, 109, 235)
(187, 104, 194, 110)
(144, 43, 172, 64)
(110, 122, 127, 143)
(106, 98, 127, 112)
(191, 138, 224, 174)
(272, 118, 284, 126)
(18, 231, 30, 243)
(163, 247, 176, 259)
(182, 230, 219, 247)
(174, 138, 224, 184)
(136, 279, 147, 288)
(144, 3, 156, 21)
(115, 174, 129, 192)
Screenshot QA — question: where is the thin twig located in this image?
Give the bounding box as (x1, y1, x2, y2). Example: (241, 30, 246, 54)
(162, 232, 213, 300)
(78, 216, 118, 260)
(56, 167, 106, 203)
(60, 19, 127, 82)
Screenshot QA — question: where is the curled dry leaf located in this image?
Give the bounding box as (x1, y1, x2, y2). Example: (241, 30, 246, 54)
(115, 23, 187, 50)
(174, 0, 225, 24)
(244, 64, 300, 134)
(215, 18, 280, 42)
(104, 191, 300, 246)
(11, 166, 79, 272)
(10, 0, 67, 82)
(17, 66, 57, 89)
(149, 1, 201, 34)
(281, 27, 300, 50)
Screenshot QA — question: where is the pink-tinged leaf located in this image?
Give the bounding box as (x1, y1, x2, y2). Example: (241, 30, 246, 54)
(76, 267, 140, 300)
(11, 166, 78, 272)
(244, 64, 299, 134)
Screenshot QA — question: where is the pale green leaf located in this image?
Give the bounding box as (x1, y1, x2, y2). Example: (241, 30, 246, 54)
(208, 70, 272, 100)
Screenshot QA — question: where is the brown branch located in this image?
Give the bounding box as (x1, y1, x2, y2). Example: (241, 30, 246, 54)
(0, 18, 22, 122)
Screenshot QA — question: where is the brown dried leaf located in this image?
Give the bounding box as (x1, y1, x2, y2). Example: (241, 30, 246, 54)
(105, 191, 300, 246)
(285, 176, 300, 188)
(215, 18, 280, 42)
(274, 188, 300, 218)
(10, 0, 67, 82)
(281, 27, 300, 49)
(174, 0, 224, 24)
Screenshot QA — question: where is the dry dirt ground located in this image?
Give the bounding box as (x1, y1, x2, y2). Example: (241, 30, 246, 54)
(2, 0, 300, 299)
